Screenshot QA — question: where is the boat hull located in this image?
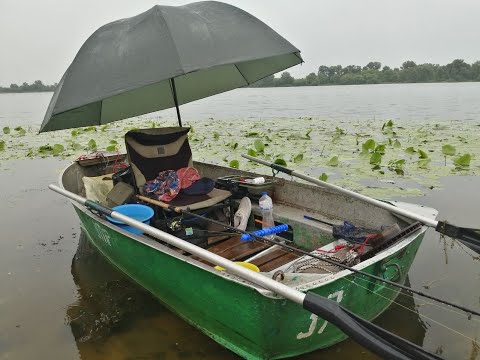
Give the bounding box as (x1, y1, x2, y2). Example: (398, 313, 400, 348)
(74, 204, 425, 359)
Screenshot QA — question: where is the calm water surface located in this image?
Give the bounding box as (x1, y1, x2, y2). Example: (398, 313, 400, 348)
(1, 84, 479, 359)
(2, 82, 480, 127)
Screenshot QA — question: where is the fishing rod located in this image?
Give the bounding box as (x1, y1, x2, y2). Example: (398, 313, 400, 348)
(242, 154, 480, 253)
(50, 184, 440, 360)
(137, 195, 480, 318)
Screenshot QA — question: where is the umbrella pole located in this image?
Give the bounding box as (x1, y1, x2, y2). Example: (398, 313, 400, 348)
(170, 78, 182, 127)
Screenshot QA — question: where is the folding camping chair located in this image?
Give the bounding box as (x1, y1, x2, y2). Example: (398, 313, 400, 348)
(124, 127, 233, 244)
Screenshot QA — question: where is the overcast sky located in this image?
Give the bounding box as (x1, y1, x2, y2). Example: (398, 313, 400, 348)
(1, 0, 480, 86)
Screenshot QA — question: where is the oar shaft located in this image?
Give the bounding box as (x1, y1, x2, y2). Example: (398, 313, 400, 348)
(49, 184, 304, 304)
(242, 154, 439, 228)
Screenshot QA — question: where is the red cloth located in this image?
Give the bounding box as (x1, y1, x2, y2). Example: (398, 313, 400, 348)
(177, 167, 201, 189)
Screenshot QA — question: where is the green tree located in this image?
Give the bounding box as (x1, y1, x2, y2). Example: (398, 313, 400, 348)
(363, 61, 382, 71)
(305, 72, 318, 85)
(276, 72, 294, 86)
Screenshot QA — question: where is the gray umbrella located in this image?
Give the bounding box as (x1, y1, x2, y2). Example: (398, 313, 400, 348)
(40, 1, 302, 132)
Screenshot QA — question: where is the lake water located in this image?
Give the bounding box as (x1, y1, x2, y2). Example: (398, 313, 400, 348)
(1, 84, 479, 360)
(3, 82, 480, 128)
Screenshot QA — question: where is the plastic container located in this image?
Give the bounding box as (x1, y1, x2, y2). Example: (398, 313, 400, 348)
(241, 177, 265, 185)
(106, 204, 154, 235)
(259, 192, 275, 239)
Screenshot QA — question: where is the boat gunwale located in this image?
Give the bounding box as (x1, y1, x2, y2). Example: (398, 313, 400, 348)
(60, 162, 434, 297)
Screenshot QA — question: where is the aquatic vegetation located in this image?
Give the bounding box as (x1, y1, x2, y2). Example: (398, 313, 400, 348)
(229, 159, 239, 169)
(327, 155, 339, 167)
(319, 173, 328, 181)
(0, 116, 479, 198)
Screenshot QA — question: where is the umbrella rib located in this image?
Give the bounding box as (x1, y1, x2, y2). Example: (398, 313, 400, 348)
(234, 64, 250, 86)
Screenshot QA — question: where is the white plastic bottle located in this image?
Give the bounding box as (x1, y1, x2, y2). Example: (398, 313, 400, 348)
(259, 192, 275, 239)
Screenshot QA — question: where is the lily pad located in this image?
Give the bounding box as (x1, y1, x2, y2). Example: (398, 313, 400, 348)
(254, 139, 265, 153)
(274, 158, 287, 166)
(418, 149, 429, 159)
(52, 144, 65, 156)
(229, 159, 240, 169)
(319, 173, 328, 181)
(375, 144, 386, 154)
(441, 144, 456, 156)
(362, 139, 375, 153)
(87, 139, 97, 151)
(417, 159, 431, 169)
(405, 147, 416, 155)
(3, 127, 10, 134)
(327, 155, 339, 167)
(293, 153, 304, 163)
(369, 152, 382, 165)
(0, 140, 5, 150)
(247, 149, 257, 157)
(453, 154, 471, 167)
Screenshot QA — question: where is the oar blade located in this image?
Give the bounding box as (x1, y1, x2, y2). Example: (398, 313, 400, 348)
(436, 221, 480, 254)
(303, 292, 440, 360)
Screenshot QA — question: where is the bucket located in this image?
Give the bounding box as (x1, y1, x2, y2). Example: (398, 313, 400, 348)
(106, 204, 154, 235)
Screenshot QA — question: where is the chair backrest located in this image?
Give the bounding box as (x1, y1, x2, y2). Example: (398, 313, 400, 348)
(125, 127, 192, 191)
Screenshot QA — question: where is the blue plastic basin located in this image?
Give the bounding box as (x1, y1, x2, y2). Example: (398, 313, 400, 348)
(106, 204, 154, 235)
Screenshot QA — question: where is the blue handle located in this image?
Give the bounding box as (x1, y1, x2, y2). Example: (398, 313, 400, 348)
(241, 224, 289, 242)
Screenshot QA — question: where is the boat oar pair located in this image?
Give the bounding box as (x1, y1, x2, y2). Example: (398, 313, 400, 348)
(242, 154, 480, 253)
(49, 184, 440, 360)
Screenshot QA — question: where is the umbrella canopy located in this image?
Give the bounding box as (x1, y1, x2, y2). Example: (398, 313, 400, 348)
(40, 1, 302, 132)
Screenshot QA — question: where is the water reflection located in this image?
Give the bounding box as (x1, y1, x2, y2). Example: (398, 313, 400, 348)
(68, 232, 238, 359)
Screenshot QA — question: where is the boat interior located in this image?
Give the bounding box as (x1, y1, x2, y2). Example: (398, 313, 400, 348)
(62, 127, 424, 278)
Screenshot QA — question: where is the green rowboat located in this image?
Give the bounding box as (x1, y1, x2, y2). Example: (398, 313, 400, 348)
(59, 159, 436, 359)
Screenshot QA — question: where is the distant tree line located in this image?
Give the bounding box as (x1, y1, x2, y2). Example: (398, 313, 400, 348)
(251, 59, 480, 87)
(0, 80, 57, 93)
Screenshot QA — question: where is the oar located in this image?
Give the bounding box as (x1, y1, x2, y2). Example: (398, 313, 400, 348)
(49, 184, 440, 360)
(242, 154, 480, 252)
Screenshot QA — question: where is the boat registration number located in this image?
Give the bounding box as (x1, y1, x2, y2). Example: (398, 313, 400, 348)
(93, 223, 112, 246)
(296, 290, 344, 339)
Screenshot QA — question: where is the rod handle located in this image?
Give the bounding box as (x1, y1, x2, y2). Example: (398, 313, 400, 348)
(240, 224, 288, 241)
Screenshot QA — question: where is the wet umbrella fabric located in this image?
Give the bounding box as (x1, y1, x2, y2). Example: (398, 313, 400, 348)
(40, 1, 302, 132)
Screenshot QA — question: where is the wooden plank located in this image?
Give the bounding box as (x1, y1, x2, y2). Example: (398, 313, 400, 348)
(207, 236, 244, 254)
(260, 252, 299, 272)
(250, 249, 290, 267)
(222, 242, 269, 261)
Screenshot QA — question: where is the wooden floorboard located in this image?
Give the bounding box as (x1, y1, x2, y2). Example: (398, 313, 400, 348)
(250, 248, 300, 272)
(260, 252, 299, 272)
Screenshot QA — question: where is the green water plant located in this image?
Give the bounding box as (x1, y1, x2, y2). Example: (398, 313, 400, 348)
(0, 140, 5, 151)
(229, 159, 239, 169)
(293, 153, 304, 163)
(274, 158, 287, 166)
(3, 127, 10, 134)
(327, 155, 339, 167)
(87, 139, 97, 151)
(441, 144, 456, 166)
(52, 144, 65, 156)
(388, 159, 405, 175)
(14, 126, 26, 136)
(254, 139, 265, 153)
(453, 154, 471, 168)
